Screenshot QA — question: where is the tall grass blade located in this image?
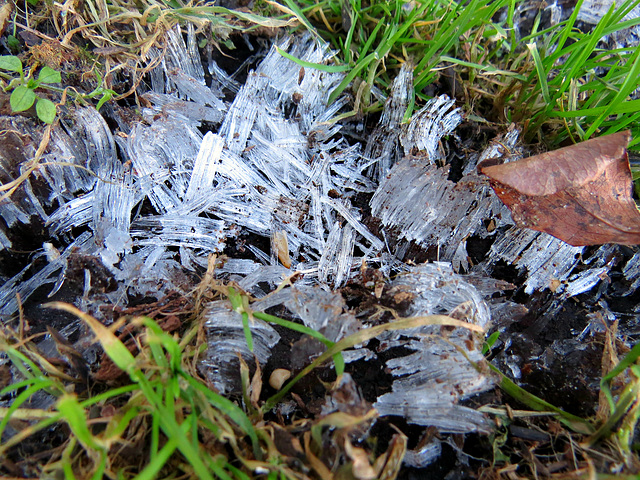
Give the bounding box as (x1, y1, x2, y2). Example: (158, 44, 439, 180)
(527, 43, 550, 104)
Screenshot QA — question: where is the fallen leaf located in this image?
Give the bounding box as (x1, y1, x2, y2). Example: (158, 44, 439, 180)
(374, 432, 407, 480)
(479, 130, 640, 246)
(0, 1, 12, 38)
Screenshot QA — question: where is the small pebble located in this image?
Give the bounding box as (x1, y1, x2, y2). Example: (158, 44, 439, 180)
(269, 369, 291, 391)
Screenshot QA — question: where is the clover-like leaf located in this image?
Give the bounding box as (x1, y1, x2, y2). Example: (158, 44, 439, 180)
(10, 86, 36, 112)
(36, 98, 56, 124)
(0, 55, 22, 74)
(38, 66, 61, 84)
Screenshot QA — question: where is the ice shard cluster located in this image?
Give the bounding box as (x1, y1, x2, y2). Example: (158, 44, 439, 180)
(372, 262, 496, 466)
(1, 24, 638, 468)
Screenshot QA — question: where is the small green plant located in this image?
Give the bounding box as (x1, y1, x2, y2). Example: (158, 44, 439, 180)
(83, 69, 116, 112)
(0, 55, 60, 124)
(482, 330, 500, 356)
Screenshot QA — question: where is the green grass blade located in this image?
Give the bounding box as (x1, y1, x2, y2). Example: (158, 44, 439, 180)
(343, 0, 358, 64)
(439, 55, 526, 79)
(548, 98, 640, 117)
(587, 373, 640, 446)
(135, 434, 180, 480)
(79, 384, 139, 408)
(103, 405, 140, 440)
(555, 4, 612, 102)
(182, 374, 261, 458)
(491, 365, 593, 434)
(173, 6, 295, 28)
(585, 46, 640, 138)
(228, 286, 254, 352)
(252, 310, 345, 376)
(47, 303, 220, 479)
(136, 316, 182, 372)
(547, 0, 583, 62)
(606, 0, 640, 24)
(46, 303, 137, 373)
(226, 463, 252, 480)
(0, 414, 63, 456)
(358, 17, 385, 60)
(0, 377, 44, 396)
(275, 46, 350, 72)
(90, 450, 107, 480)
(150, 399, 160, 459)
(414, 0, 507, 89)
(62, 438, 78, 480)
(527, 43, 550, 104)
(57, 394, 103, 451)
(602, 341, 640, 386)
(281, 0, 321, 38)
(141, 389, 216, 479)
(0, 379, 52, 441)
(602, 14, 640, 35)
(2, 345, 46, 382)
(328, 51, 377, 105)
(507, 0, 517, 52)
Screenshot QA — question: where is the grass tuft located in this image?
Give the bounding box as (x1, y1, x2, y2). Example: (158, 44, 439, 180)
(284, 0, 640, 151)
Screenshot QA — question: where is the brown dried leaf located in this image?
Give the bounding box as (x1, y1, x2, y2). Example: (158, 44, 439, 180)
(479, 131, 640, 246)
(0, 1, 13, 38)
(374, 432, 407, 480)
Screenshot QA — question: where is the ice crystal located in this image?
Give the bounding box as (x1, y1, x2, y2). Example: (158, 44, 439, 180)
(399, 95, 462, 159)
(373, 263, 496, 433)
(0, 232, 93, 316)
(371, 127, 513, 271)
(403, 441, 442, 468)
(285, 286, 362, 343)
(364, 62, 413, 180)
(370, 122, 622, 295)
(1, 31, 387, 317)
(202, 299, 281, 394)
(622, 251, 640, 295)
(484, 228, 584, 294)
(578, 0, 640, 27)
(141, 93, 225, 125)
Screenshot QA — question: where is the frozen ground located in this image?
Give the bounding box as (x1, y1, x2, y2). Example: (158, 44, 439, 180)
(1, 26, 639, 474)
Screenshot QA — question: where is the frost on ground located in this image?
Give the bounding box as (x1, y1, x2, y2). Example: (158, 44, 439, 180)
(0, 28, 638, 467)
